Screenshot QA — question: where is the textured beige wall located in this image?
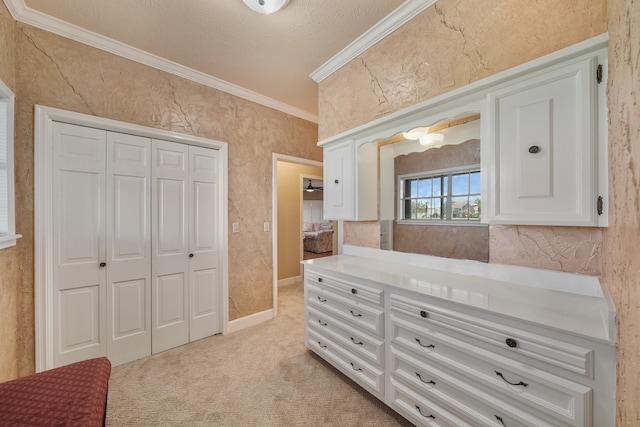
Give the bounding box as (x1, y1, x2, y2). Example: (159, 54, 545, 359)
(276, 161, 322, 280)
(604, 0, 640, 424)
(320, 0, 607, 275)
(0, 9, 319, 379)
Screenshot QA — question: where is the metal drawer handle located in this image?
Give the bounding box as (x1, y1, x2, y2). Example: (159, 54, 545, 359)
(350, 362, 362, 372)
(415, 373, 436, 386)
(318, 320, 327, 326)
(351, 288, 357, 295)
(349, 310, 362, 318)
(495, 371, 528, 388)
(505, 338, 518, 348)
(318, 277, 323, 283)
(350, 337, 363, 346)
(415, 338, 435, 349)
(415, 406, 435, 420)
(317, 296, 327, 303)
(317, 341, 326, 349)
(495, 415, 508, 427)
(419, 310, 428, 318)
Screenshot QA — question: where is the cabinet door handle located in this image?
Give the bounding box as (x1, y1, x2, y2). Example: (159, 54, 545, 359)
(317, 296, 327, 303)
(99, 262, 107, 267)
(495, 415, 508, 427)
(415, 406, 435, 420)
(415, 338, 435, 349)
(415, 373, 436, 386)
(189, 253, 194, 258)
(334, 179, 339, 184)
(350, 337, 363, 346)
(349, 310, 362, 318)
(350, 362, 362, 372)
(495, 371, 528, 388)
(318, 320, 327, 326)
(528, 145, 541, 154)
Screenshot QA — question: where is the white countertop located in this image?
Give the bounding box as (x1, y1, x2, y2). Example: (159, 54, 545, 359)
(303, 253, 615, 344)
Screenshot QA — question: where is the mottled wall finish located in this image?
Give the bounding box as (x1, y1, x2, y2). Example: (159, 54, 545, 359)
(0, 12, 319, 379)
(0, 1, 21, 383)
(604, 0, 640, 424)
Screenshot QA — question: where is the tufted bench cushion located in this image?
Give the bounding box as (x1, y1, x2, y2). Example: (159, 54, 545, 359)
(0, 357, 111, 426)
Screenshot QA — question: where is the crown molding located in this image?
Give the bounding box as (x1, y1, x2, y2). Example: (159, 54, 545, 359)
(310, 0, 437, 83)
(3, 0, 318, 123)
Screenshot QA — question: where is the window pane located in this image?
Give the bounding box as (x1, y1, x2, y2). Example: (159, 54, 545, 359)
(452, 173, 469, 195)
(416, 200, 428, 219)
(417, 178, 431, 197)
(432, 176, 442, 196)
(403, 198, 413, 219)
(470, 171, 481, 194)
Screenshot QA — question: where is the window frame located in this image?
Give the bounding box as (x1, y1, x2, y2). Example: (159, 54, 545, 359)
(0, 78, 20, 250)
(397, 164, 483, 226)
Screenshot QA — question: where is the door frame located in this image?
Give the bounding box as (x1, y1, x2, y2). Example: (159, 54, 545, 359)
(271, 154, 322, 316)
(34, 105, 229, 372)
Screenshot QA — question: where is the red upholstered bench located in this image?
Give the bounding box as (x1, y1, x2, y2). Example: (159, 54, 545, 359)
(0, 357, 111, 427)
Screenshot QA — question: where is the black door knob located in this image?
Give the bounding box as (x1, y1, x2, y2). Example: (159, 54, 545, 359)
(189, 253, 194, 258)
(99, 262, 107, 267)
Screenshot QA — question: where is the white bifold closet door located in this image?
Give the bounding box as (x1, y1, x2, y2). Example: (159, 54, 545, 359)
(52, 123, 152, 367)
(151, 140, 219, 354)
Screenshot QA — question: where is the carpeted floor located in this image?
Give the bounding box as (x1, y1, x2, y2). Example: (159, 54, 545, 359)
(106, 283, 414, 426)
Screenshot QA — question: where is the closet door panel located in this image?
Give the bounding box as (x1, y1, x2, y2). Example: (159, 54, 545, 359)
(152, 140, 189, 353)
(189, 146, 220, 341)
(106, 132, 152, 365)
(52, 122, 107, 367)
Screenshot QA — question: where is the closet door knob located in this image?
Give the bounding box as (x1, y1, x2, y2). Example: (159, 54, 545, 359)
(334, 179, 339, 184)
(99, 262, 107, 267)
(528, 145, 541, 154)
(189, 253, 194, 258)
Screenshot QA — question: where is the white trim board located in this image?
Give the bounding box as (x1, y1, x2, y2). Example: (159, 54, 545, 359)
(310, 0, 437, 82)
(227, 309, 274, 334)
(34, 105, 229, 372)
(3, 0, 317, 123)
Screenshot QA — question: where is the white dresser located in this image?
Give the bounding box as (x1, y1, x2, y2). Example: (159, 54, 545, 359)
(303, 248, 616, 426)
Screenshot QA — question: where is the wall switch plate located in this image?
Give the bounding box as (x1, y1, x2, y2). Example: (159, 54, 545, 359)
(232, 223, 239, 233)
(264, 222, 270, 232)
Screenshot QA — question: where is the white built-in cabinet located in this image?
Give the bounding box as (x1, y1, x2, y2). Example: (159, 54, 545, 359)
(50, 121, 221, 368)
(304, 254, 616, 426)
(322, 139, 377, 221)
(487, 55, 602, 226)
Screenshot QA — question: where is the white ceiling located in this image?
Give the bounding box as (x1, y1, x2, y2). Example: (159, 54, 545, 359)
(4, 0, 435, 122)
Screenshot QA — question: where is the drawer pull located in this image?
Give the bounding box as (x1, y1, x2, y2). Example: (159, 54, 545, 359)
(350, 337, 363, 346)
(351, 288, 357, 294)
(318, 320, 327, 326)
(415, 338, 435, 349)
(318, 277, 323, 283)
(415, 406, 435, 420)
(495, 371, 528, 388)
(415, 373, 436, 386)
(349, 310, 362, 318)
(419, 310, 428, 318)
(505, 338, 518, 348)
(350, 362, 362, 372)
(318, 341, 326, 349)
(317, 296, 327, 303)
(495, 415, 508, 427)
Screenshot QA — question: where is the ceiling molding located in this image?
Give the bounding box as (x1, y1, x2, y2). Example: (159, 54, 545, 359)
(310, 0, 437, 83)
(2, 0, 319, 123)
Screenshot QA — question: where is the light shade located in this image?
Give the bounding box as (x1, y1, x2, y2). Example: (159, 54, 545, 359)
(419, 132, 445, 148)
(242, 0, 290, 15)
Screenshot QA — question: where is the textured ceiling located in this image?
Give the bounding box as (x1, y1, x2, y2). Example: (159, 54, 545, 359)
(21, 0, 406, 120)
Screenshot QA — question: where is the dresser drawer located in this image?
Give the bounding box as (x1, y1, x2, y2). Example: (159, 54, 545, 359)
(307, 306, 384, 366)
(307, 282, 384, 336)
(390, 376, 475, 427)
(307, 328, 384, 396)
(390, 293, 594, 378)
(391, 346, 569, 427)
(390, 313, 592, 426)
(305, 268, 383, 307)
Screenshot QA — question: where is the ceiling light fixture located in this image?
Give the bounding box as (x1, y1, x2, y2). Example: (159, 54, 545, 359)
(242, 0, 290, 15)
(419, 132, 445, 148)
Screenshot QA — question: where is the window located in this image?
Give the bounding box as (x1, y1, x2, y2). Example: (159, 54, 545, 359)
(399, 166, 481, 222)
(0, 79, 19, 249)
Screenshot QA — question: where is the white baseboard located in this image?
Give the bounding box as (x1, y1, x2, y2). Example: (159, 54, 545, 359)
(278, 276, 302, 287)
(227, 308, 274, 334)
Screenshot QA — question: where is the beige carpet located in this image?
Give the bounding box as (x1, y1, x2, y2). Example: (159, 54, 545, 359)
(106, 283, 414, 426)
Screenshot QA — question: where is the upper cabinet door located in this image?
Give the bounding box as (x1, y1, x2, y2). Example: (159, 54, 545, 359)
(488, 56, 601, 226)
(323, 139, 355, 220)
